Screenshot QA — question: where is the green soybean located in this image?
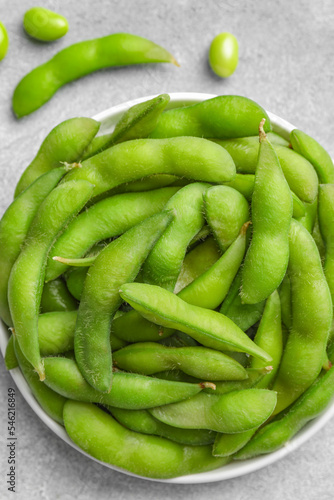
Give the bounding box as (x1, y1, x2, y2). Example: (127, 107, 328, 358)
(82, 94, 170, 159)
(8, 180, 94, 380)
(150, 95, 271, 139)
(4, 335, 18, 370)
(43, 356, 206, 409)
(23, 7, 69, 42)
(204, 186, 249, 252)
(15, 117, 99, 197)
(119, 283, 272, 362)
(113, 343, 248, 380)
(0, 21, 9, 61)
(65, 267, 88, 301)
(46, 187, 179, 281)
(272, 219, 332, 415)
(40, 278, 77, 313)
(63, 137, 236, 198)
(108, 407, 216, 446)
(74, 211, 173, 393)
(0, 167, 68, 326)
(241, 121, 292, 304)
(13, 34, 178, 117)
(290, 129, 334, 184)
(141, 183, 209, 291)
(63, 401, 229, 479)
(150, 389, 277, 433)
(209, 32, 238, 78)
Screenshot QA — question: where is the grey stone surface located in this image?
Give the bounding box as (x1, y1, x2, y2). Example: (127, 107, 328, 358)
(0, 0, 334, 498)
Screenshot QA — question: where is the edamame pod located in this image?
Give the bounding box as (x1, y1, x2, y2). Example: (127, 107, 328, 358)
(63, 401, 229, 479)
(46, 187, 179, 281)
(290, 129, 334, 184)
(82, 94, 170, 159)
(8, 180, 95, 380)
(108, 407, 216, 446)
(40, 278, 77, 313)
(0, 167, 68, 326)
(150, 95, 271, 138)
(63, 137, 236, 198)
(74, 211, 173, 393)
(119, 283, 272, 362)
(14, 338, 66, 425)
(113, 343, 248, 380)
(178, 222, 249, 309)
(141, 183, 209, 291)
(23, 7, 69, 42)
(220, 272, 265, 332)
(318, 184, 334, 340)
(13, 34, 178, 117)
(15, 118, 100, 197)
(241, 121, 292, 304)
(4, 335, 18, 370)
(235, 365, 334, 460)
(65, 266, 88, 301)
(0, 21, 9, 61)
(150, 390, 277, 433)
(203, 186, 249, 252)
(174, 236, 220, 293)
(43, 356, 206, 409)
(272, 219, 332, 415)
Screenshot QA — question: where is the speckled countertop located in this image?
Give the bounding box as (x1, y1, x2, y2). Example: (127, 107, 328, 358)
(1, 1, 334, 498)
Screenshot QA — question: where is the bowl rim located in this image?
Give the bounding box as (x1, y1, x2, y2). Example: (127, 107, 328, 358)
(1, 91, 334, 484)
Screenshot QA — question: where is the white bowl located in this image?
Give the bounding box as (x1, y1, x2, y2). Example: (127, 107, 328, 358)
(1, 92, 334, 484)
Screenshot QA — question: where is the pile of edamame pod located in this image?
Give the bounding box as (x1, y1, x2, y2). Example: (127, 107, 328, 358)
(2, 94, 334, 479)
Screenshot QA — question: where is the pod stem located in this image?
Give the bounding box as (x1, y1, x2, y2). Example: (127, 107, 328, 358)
(259, 118, 267, 143)
(199, 381, 216, 390)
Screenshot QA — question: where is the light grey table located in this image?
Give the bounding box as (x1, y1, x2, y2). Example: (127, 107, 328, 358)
(1, 0, 334, 498)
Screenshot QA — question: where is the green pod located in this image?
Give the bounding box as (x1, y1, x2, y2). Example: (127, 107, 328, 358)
(296, 197, 317, 234)
(150, 95, 271, 139)
(205, 369, 271, 395)
(63, 401, 229, 479)
(213, 429, 255, 458)
(4, 335, 18, 370)
(109, 407, 216, 446)
(141, 183, 209, 291)
(74, 211, 173, 393)
(318, 184, 334, 339)
(224, 173, 255, 201)
(279, 275, 292, 330)
(15, 118, 100, 197)
(111, 308, 172, 343)
(0, 167, 68, 326)
(8, 180, 94, 380)
(13, 34, 178, 117)
(272, 219, 333, 415)
(174, 236, 220, 293)
(64, 266, 87, 301)
(158, 331, 199, 348)
(241, 124, 292, 304)
(150, 389, 277, 433)
(63, 137, 236, 198)
(220, 272, 265, 332)
(249, 291, 283, 388)
(23, 7, 69, 42)
(178, 222, 249, 309)
(46, 187, 179, 281)
(113, 342, 248, 380)
(14, 338, 66, 425)
(235, 365, 334, 460)
(290, 129, 334, 184)
(40, 278, 77, 313)
(203, 186, 249, 252)
(0, 21, 9, 61)
(82, 94, 170, 159)
(43, 356, 205, 409)
(119, 283, 272, 362)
